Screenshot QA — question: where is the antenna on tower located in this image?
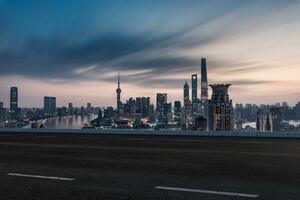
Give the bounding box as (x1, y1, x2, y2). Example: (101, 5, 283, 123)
(117, 72, 120, 88)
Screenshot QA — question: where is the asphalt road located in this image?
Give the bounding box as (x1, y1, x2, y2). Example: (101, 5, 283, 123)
(0, 133, 300, 200)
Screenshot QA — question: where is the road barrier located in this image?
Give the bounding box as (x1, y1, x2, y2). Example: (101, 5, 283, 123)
(0, 128, 300, 138)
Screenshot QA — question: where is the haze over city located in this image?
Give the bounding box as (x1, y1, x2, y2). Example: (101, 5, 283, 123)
(0, 0, 300, 107)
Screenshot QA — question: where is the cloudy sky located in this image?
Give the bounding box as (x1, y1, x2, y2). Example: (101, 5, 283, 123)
(0, 0, 300, 108)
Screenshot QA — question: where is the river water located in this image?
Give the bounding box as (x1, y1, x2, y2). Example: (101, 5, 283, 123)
(242, 120, 300, 129)
(43, 115, 97, 129)
(43, 115, 300, 130)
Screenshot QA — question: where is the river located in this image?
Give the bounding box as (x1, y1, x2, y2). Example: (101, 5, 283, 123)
(43, 115, 97, 129)
(242, 120, 300, 129)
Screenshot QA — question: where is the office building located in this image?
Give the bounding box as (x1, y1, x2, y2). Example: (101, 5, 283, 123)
(104, 106, 114, 119)
(87, 102, 92, 113)
(295, 102, 300, 119)
(156, 93, 167, 123)
(68, 103, 73, 115)
(183, 82, 190, 107)
(10, 87, 18, 113)
(148, 104, 156, 123)
(163, 102, 172, 125)
(208, 84, 233, 131)
(200, 58, 208, 101)
(192, 98, 203, 121)
(0, 102, 5, 126)
(174, 101, 181, 125)
(257, 107, 281, 132)
(191, 74, 197, 103)
(201, 58, 209, 129)
(135, 97, 150, 118)
(44, 96, 56, 115)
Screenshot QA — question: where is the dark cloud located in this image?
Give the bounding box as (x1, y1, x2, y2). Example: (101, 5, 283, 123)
(0, 27, 217, 80)
(228, 80, 278, 86)
(224, 65, 276, 74)
(0, 0, 295, 87)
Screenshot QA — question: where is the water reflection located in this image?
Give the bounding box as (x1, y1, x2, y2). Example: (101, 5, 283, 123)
(242, 120, 300, 129)
(44, 114, 96, 129)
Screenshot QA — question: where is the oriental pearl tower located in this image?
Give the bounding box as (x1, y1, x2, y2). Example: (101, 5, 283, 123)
(116, 73, 122, 119)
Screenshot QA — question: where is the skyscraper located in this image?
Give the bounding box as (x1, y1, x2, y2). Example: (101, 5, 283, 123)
(174, 101, 181, 125)
(201, 58, 208, 129)
(10, 87, 18, 113)
(0, 102, 5, 126)
(156, 93, 167, 123)
(183, 81, 190, 107)
(295, 102, 300, 119)
(68, 102, 73, 115)
(163, 102, 172, 124)
(257, 107, 281, 132)
(116, 73, 122, 119)
(87, 102, 92, 113)
(208, 84, 233, 131)
(44, 96, 56, 115)
(201, 58, 208, 101)
(191, 74, 197, 103)
(135, 97, 150, 118)
(182, 82, 192, 130)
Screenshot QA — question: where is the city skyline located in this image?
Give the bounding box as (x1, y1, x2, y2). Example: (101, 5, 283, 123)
(1, 0, 300, 107)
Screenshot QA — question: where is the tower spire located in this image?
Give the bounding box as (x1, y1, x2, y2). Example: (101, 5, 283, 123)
(118, 72, 120, 88)
(116, 72, 122, 119)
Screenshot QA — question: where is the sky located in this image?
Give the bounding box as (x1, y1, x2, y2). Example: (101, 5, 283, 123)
(0, 0, 300, 108)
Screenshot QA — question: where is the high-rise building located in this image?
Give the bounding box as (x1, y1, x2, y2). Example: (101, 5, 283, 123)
(208, 84, 233, 131)
(191, 74, 197, 103)
(282, 102, 288, 107)
(80, 106, 85, 115)
(163, 102, 172, 125)
(116, 73, 122, 119)
(156, 93, 167, 123)
(104, 106, 114, 119)
(256, 107, 281, 132)
(201, 58, 208, 101)
(183, 82, 190, 107)
(87, 102, 92, 113)
(44, 96, 56, 115)
(68, 102, 73, 115)
(174, 101, 181, 125)
(135, 97, 150, 118)
(0, 102, 5, 126)
(192, 98, 203, 121)
(148, 104, 156, 123)
(10, 87, 18, 113)
(201, 58, 209, 128)
(295, 102, 300, 119)
(182, 82, 192, 130)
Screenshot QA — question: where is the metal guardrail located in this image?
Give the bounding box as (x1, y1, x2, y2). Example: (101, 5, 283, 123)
(0, 128, 300, 138)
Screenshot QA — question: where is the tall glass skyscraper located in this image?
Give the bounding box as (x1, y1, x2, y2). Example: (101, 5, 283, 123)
(10, 87, 18, 113)
(44, 96, 56, 115)
(183, 81, 190, 107)
(191, 74, 197, 103)
(201, 58, 208, 101)
(156, 93, 167, 123)
(201, 58, 209, 130)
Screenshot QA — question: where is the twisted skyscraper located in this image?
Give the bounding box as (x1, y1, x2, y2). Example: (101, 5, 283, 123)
(201, 58, 208, 129)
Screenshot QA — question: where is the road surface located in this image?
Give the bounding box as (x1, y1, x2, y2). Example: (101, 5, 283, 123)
(0, 132, 299, 200)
